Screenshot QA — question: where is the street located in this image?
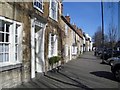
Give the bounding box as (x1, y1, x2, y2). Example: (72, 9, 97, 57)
(17, 52, 120, 89)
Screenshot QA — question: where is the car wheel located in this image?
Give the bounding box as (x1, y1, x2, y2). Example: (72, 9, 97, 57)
(114, 68, 120, 81)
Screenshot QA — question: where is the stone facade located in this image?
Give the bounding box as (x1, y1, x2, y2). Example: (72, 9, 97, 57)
(0, 0, 87, 89)
(0, 1, 49, 89)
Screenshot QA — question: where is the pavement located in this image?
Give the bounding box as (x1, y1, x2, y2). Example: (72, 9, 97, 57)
(16, 51, 120, 89)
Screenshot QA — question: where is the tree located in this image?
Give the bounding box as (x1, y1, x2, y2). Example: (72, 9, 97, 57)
(107, 2, 118, 49)
(93, 26, 109, 48)
(92, 26, 102, 48)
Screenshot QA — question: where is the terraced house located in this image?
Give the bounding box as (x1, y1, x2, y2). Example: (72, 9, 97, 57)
(61, 15, 84, 63)
(0, 0, 63, 88)
(0, 0, 91, 89)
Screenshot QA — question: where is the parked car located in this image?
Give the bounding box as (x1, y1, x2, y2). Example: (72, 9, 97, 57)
(94, 48, 100, 56)
(100, 49, 111, 60)
(111, 60, 120, 81)
(101, 50, 120, 60)
(94, 48, 106, 56)
(105, 56, 120, 66)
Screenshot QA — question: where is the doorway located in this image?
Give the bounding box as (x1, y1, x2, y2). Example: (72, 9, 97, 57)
(35, 25, 44, 73)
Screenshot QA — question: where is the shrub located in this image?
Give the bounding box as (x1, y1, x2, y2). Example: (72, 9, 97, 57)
(48, 56, 61, 65)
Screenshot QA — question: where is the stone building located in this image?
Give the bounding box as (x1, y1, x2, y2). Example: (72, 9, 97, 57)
(76, 28, 84, 54)
(0, 0, 88, 89)
(0, 0, 63, 89)
(61, 15, 83, 63)
(84, 33, 92, 52)
(72, 24, 83, 55)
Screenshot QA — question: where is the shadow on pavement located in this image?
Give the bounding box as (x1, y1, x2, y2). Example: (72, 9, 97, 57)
(45, 72, 93, 90)
(90, 71, 118, 82)
(58, 72, 92, 90)
(80, 57, 99, 61)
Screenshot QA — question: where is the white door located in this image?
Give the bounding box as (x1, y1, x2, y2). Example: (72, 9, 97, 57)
(35, 26, 44, 73)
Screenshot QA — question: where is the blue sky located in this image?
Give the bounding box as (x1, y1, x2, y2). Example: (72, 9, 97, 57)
(63, 2, 118, 38)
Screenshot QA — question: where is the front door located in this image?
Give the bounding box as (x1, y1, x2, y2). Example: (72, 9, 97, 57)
(31, 19, 46, 78)
(35, 26, 44, 73)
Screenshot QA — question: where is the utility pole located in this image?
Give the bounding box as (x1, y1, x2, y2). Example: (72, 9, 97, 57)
(101, 1, 104, 63)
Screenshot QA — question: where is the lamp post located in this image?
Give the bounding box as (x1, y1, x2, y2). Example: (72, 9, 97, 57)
(101, 1, 104, 63)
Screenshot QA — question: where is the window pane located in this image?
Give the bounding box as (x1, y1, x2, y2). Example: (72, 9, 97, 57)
(5, 54, 9, 62)
(0, 53, 3, 62)
(3, 53, 5, 62)
(15, 53, 17, 61)
(15, 45, 18, 53)
(6, 34, 9, 42)
(0, 21, 4, 32)
(15, 36, 18, 43)
(5, 44, 9, 52)
(37, 2, 39, 7)
(0, 44, 2, 52)
(15, 26, 18, 35)
(6, 24, 9, 33)
(52, 1, 54, 8)
(51, 35, 54, 42)
(0, 33, 4, 42)
(39, 3, 42, 10)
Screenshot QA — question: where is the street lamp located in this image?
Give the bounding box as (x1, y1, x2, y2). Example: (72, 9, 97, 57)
(101, 1, 105, 63)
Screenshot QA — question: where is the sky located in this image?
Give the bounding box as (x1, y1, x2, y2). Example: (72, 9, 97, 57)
(63, 2, 118, 39)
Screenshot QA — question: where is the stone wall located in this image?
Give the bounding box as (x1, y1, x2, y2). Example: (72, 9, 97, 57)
(1, 64, 22, 88)
(0, 2, 32, 88)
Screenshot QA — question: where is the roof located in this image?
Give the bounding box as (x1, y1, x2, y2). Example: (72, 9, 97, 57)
(61, 15, 83, 39)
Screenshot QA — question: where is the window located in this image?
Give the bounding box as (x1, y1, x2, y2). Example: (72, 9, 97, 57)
(48, 33, 58, 57)
(72, 46, 77, 55)
(34, 0, 43, 12)
(0, 22, 10, 62)
(51, 34, 54, 56)
(49, 0, 58, 21)
(0, 17, 22, 66)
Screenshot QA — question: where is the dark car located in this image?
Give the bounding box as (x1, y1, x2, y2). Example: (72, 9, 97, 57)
(111, 60, 120, 81)
(94, 48, 105, 56)
(105, 56, 120, 66)
(101, 50, 120, 61)
(100, 49, 111, 60)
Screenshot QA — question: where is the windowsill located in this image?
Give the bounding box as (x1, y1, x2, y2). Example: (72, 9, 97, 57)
(49, 16, 58, 22)
(0, 62, 22, 72)
(34, 6, 44, 14)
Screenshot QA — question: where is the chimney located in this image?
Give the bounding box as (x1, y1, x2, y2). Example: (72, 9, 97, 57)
(73, 24, 77, 30)
(65, 15, 70, 23)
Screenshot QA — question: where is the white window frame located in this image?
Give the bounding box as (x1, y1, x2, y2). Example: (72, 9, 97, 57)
(33, 0, 44, 13)
(65, 44, 68, 57)
(49, 0, 58, 21)
(0, 23, 10, 63)
(48, 33, 58, 58)
(72, 46, 77, 55)
(0, 16, 22, 67)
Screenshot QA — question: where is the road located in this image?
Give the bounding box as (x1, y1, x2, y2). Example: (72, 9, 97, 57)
(17, 51, 120, 89)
